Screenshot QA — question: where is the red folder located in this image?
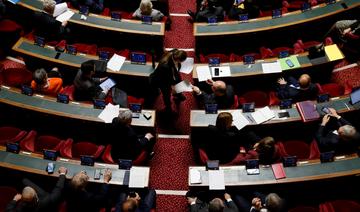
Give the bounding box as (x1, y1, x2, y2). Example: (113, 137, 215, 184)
(271, 163, 286, 180)
(296, 100, 320, 122)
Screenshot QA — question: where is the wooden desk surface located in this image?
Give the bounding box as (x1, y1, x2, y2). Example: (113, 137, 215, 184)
(194, 0, 360, 36)
(0, 147, 150, 186)
(18, 0, 165, 36)
(0, 87, 156, 127)
(12, 38, 156, 77)
(190, 96, 359, 127)
(189, 155, 360, 186)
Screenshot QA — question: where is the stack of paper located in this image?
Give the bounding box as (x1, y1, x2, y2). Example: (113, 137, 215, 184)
(261, 61, 282, 74)
(250, 106, 275, 124)
(53, 3, 74, 23)
(189, 169, 202, 184)
(231, 110, 250, 130)
(196, 66, 212, 82)
(98, 103, 120, 123)
(107, 54, 126, 72)
(56, 11, 75, 22)
(208, 170, 225, 190)
(129, 167, 147, 188)
(180, 57, 194, 74)
(174, 80, 193, 93)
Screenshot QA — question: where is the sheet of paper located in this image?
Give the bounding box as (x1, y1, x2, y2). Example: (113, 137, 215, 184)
(261, 61, 282, 74)
(259, 106, 275, 120)
(98, 103, 119, 123)
(196, 66, 212, 82)
(129, 167, 146, 188)
(251, 106, 275, 124)
(180, 57, 194, 74)
(208, 170, 225, 190)
(100, 78, 116, 91)
(324, 44, 344, 61)
(6, 0, 20, 4)
(189, 169, 202, 184)
(211, 66, 231, 77)
(53, 2, 68, 17)
(107, 54, 126, 72)
(279, 55, 300, 70)
(174, 80, 193, 93)
(231, 110, 250, 130)
(56, 10, 74, 22)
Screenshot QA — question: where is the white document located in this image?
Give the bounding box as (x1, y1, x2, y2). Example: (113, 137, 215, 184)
(129, 167, 147, 188)
(196, 66, 212, 82)
(261, 61, 282, 74)
(98, 103, 119, 123)
(174, 80, 192, 93)
(100, 78, 116, 91)
(53, 3, 68, 17)
(107, 54, 126, 72)
(251, 106, 275, 124)
(208, 170, 225, 190)
(231, 110, 250, 130)
(211, 66, 231, 77)
(180, 57, 194, 74)
(56, 10, 74, 23)
(189, 169, 202, 184)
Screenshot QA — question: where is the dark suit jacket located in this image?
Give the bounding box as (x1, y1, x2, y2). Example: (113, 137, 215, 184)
(6, 175, 66, 212)
(70, 0, 104, 14)
(197, 85, 235, 109)
(195, 6, 224, 22)
(277, 77, 318, 103)
(33, 11, 66, 41)
(315, 117, 358, 154)
(149, 55, 182, 89)
(73, 69, 105, 101)
(65, 183, 109, 212)
(190, 199, 239, 212)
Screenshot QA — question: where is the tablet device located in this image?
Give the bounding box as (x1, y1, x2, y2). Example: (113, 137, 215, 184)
(21, 85, 33, 96)
(34, 36, 45, 47)
(43, 149, 57, 161)
(246, 159, 260, 175)
(205, 104, 218, 114)
(111, 11, 121, 21)
(350, 88, 360, 105)
(99, 51, 109, 61)
(208, 57, 220, 67)
(278, 50, 289, 58)
(243, 55, 255, 65)
(206, 160, 219, 170)
(79, 5, 89, 15)
(279, 99, 292, 109)
(118, 159, 132, 170)
(239, 13, 249, 22)
(80, 155, 95, 166)
(242, 102, 255, 112)
(272, 9, 282, 18)
(57, 93, 69, 104)
(282, 156, 297, 167)
(207, 17, 217, 25)
(6, 142, 20, 154)
(317, 94, 330, 103)
(66, 45, 77, 55)
(99, 78, 116, 91)
(301, 2, 311, 12)
(142, 15, 152, 24)
(93, 99, 106, 109)
(320, 151, 335, 163)
(131, 52, 147, 65)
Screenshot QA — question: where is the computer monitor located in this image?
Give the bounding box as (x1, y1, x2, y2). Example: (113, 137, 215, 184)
(205, 104, 218, 114)
(6, 142, 20, 154)
(278, 50, 289, 58)
(350, 88, 360, 105)
(34, 36, 45, 47)
(282, 156, 298, 167)
(57, 93, 69, 104)
(272, 9, 282, 19)
(43, 149, 57, 161)
(111, 11, 121, 21)
(142, 15, 152, 24)
(242, 102, 255, 112)
(317, 94, 330, 103)
(243, 55, 255, 65)
(79, 5, 89, 15)
(21, 85, 33, 96)
(206, 160, 219, 170)
(130, 52, 147, 65)
(246, 159, 260, 175)
(80, 155, 95, 166)
(118, 159, 132, 170)
(99, 51, 109, 61)
(66, 45, 77, 55)
(208, 57, 220, 67)
(93, 99, 106, 109)
(279, 99, 292, 109)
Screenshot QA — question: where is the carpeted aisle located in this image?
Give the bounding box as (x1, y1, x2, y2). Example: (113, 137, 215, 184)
(156, 195, 189, 212)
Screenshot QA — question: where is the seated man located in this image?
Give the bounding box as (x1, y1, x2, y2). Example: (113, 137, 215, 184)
(33, 0, 69, 41)
(70, 0, 104, 14)
(110, 109, 155, 161)
(192, 79, 235, 109)
(234, 192, 286, 212)
(228, 0, 260, 20)
(65, 169, 112, 212)
(187, 0, 224, 23)
(187, 192, 239, 212)
(133, 0, 164, 22)
(326, 19, 359, 43)
(115, 189, 156, 212)
(316, 108, 359, 154)
(31, 68, 63, 96)
(276, 74, 319, 103)
(6, 167, 67, 212)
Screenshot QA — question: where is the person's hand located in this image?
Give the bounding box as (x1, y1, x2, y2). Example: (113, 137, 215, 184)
(187, 196, 197, 205)
(277, 78, 287, 85)
(58, 167, 67, 175)
(61, 21, 68, 27)
(13, 194, 22, 201)
(206, 79, 214, 85)
(251, 197, 262, 210)
(328, 108, 341, 119)
(128, 192, 141, 201)
(342, 28, 352, 35)
(145, 133, 154, 140)
(321, 114, 331, 126)
(224, 193, 231, 201)
(192, 85, 201, 95)
(253, 142, 259, 150)
(103, 169, 112, 183)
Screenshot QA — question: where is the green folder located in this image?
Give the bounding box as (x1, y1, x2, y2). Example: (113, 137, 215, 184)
(279, 55, 301, 70)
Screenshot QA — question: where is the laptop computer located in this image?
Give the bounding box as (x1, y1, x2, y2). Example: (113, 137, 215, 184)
(129, 103, 142, 118)
(131, 52, 147, 65)
(246, 159, 260, 175)
(350, 88, 360, 105)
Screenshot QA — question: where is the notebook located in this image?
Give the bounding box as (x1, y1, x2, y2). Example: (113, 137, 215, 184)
(249, 106, 275, 124)
(99, 78, 116, 91)
(271, 163, 286, 179)
(295, 101, 320, 122)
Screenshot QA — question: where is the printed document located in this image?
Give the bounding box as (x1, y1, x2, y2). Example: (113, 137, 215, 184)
(262, 61, 282, 73)
(231, 110, 250, 130)
(129, 167, 147, 188)
(196, 66, 212, 82)
(251, 106, 275, 124)
(180, 57, 194, 74)
(174, 80, 193, 93)
(208, 170, 225, 190)
(190, 169, 202, 184)
(107, 54, 126, 72)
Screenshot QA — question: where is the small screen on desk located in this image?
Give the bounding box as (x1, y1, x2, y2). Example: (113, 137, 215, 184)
(93, 99, 106, 109)
(43, 149, 57, 161)
(131, 52, 146, 65)
(283, 156, 297, 167)
(320, 151, 335, 163)
(325, 0, 336, 4)
(118, 159, 132, 170)
(6, 142, 20, 154)
(111, 12, 121, 21)
(206, 160, 219, 170)
(301, 2, 311, 12)
(57, 93, 69, 104)
(208, 57, 220, 67)
(279, 50, 289, 58)
(272, 9, 282, 18)
(99, 51, 109, 61)
(79, 5, 89, 15)
(207, 17, 217, 25)
(129, 103, 142, 113)
(243, 55, 255, 65)
(205, 104, 218, 114)
(317, 94, 330, 103)
(239, 14, 249, 22)
(350, 89, 360, 105)
(21, 85, 33, 96)
(142, 15, 152, 24)
(279, 99, 292, 109)
(34, 36, 45, 47)
(242, 102, 255, 112)
(80, 155, 95, 166)
(66, 45, 77, 55)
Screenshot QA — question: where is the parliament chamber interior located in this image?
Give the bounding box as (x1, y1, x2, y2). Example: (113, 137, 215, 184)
(0, 0, 359, 211)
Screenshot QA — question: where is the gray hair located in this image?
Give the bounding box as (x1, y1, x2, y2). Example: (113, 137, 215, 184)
(117, 109, 132, 125)
(43, 0, 56, 14)
(140, 0, 153, 16)
(265, 193, 283, 212)
(209, 198, 225, 212)
(340, 125, 357, 141)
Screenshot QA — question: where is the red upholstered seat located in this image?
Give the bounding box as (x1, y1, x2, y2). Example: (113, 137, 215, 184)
(60, 140, 104, 159)
(0, 126, 27, 146)
(239, 90, 270, 108)
(72, 43, 97, 55)
(117, 49, 130, 59)
(229, 53, 242, 62)
(319, 83, 345, 97)
(330, 200, 360, 212)
(272, 47, 293, 57)
(20, 132, 67, 153)
(0, 19, 23, 34)
(199, 53, 230, 63)
(230, 95, 239, 109)
(0, 68, 32, 87)
(198, 148, 257, 165)
(127, 96, 145, 106)
(101, 144, 148, 165)
(0, 186, 18, 211)
(269, 91, 280, 106)
(60, 85, 75, 101)
(289, 206, 319, 212)
(281, 139, 320, 160)
(259, 47, 273, 59)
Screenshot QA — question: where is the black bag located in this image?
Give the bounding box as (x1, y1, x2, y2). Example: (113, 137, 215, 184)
(307, 43, 325, 59)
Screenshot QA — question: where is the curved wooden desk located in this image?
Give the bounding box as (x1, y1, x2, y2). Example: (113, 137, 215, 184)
(12, 38, 156, 77)
(0, 86, 156, 127)
(194, 0, 359, 36)
(0, 147, 150, 186)
(189, 155, 360, 186)
(18, 0, 165, 36)
(190, 96, 359, 127)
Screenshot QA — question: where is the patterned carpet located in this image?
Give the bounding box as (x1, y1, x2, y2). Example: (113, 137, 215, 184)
(156, 195, 189, 212)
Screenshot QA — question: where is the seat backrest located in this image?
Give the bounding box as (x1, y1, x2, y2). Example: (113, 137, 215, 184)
(0, 186, 18, 211)
(2, 68, 32, 87)
(72, 142, 100, 158)
(35, 135, 63, 152)
(0, 126, 22, 142)
(240, 90, 269, 108)
(289, 206, 319, 212)
(320, 83, 344, 97)
(330, 200, 360, 212)
(101, 144, 115, 164)
(198, 148, 209, 165)
(72, 43, 98, 55)
(282, 140, 310, 160)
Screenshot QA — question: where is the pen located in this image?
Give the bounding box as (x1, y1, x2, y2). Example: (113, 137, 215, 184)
(344, 103, 350, 110)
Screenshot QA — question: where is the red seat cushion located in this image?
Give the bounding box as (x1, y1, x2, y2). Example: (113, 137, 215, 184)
(0, 20, 23, 33)
(0, 127, 26, 145)
(282, 140, 310, 160)
(320, 83, 344, 97)
(0, 186, 18, 211)
(239, 91, 269, 107)
(34, 136, 63, 153)
(330, 200, 360, 212)
(1, 68, 32, 87)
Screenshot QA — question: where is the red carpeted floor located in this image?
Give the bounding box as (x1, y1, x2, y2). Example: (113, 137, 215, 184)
(156, 195, 189, 212)
(331, 65, 360, 88)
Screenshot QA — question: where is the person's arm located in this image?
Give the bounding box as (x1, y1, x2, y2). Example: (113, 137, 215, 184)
(276, 78, 290, 99)
(5, 194, 22, 212)
(88, 169, 111, 206)
(40, 167, 67, 207)
(224, 193, 239, 211)
(328, 108, 351, 126)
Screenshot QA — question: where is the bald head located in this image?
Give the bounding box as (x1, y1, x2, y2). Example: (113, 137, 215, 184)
(338, 125, 358, 141)
(212, 81, 227, 96)
(209, 198, 225, 212)
(71, 171, 89, 191)
(299, 74, 311, 89)
(122, 199, 138, 212)
(22, 186, 38, 205)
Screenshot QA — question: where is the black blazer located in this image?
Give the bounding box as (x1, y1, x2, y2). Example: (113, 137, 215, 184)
(33, 11, 66, 40)
(73, 69, 105, 101)
(149, 55, 181, 88)
(190, 199, 239, 212)
(197, 85, 235, 109)
(277, 83, 318, 103)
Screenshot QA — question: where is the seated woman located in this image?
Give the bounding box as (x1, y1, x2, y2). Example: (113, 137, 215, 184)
(133, 0, 164, 22)
(31, 68, 63, 96)
(70, 0, 104, 14)
(253, 136, 287, 165)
